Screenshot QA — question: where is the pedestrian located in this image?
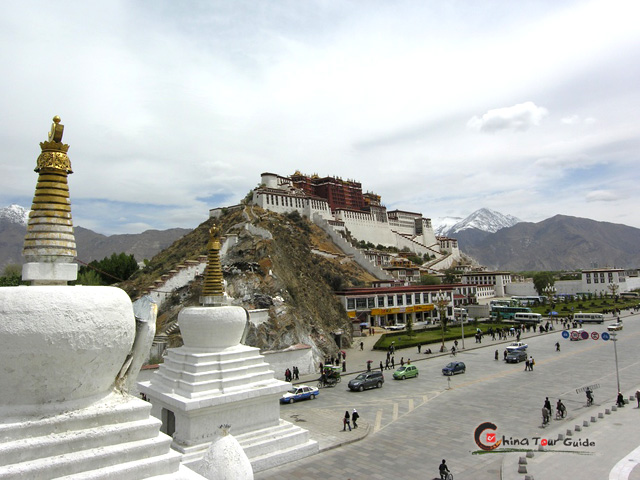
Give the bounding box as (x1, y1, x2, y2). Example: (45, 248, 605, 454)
(360, 341, 364, 351)
(503, 349, 508, 360)
(617, 391, 625, 408)
(495, 349, 499, 360)
(294, 366, 299, 380)
(342, 360, 346, 372)
(439, 459, 450, 480)
(529, 356, 535, 370)
(319, 361, 323, 373)
(385, 358, 390, 370)
(555, 341, 560, 352)
(380, 361, 383, 372)
(636, 390, 640, 408)
(391, 356, 395, 368)
(524, 358, 530, 371)
(343, 410, 351, 431)
(367, 361, 371, 372)
(544, 397, 551, 412)
(418, 343, 422, 354)
(352, 409, 359, 429)
(400, 357, 404, 367)
(454, 340, 458, 349)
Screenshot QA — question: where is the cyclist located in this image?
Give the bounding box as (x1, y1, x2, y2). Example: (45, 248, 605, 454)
(556, 399, 566, 418)
(451, 346, 456, 356)
(586, 388, 594, 406)
(439, 459, 451, 480)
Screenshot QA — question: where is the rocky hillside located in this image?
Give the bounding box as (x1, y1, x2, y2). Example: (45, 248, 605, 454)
(121, 206, 377, 359)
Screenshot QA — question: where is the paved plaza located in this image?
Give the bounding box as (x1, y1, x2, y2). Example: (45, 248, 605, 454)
(255, 313, 640, 480)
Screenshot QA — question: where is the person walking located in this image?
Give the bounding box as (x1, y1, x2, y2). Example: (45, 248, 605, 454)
(529, 356, 535, 370)
(400, 357, 404, 367)
(379, 361, 384, 373)
(391, 356, 395, 368)
(555, 341, 560, 352)
(495, 349, 499, 360)
(617, 391, 625, 408)
(352, 409, 359, 429)
(544, 397, 551, 413)
(417, 343, 422, 354)
(343, 410, 351, 431)
(524, 358, 530, 371)
(360, 341, 364, 351)
(635, 390, 640, 408)
(439, 459, 450, 480)
(504, 349, 508, 360)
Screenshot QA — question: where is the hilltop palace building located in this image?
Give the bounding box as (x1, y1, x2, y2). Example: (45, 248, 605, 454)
(250, 171, 460, 266)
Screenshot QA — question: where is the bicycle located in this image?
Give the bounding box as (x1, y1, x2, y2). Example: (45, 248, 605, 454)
(555, 406, 567, 419)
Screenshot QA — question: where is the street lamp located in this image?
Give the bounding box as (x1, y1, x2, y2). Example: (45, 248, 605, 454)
(543, 285, 556, 317)
(610, 331, 621, 393)
(608, 283, 619, 318)
(459, 308, 465, 350)
(434, 290, 450, 352)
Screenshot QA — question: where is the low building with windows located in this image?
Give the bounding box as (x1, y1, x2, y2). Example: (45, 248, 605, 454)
(461, 271, 512, 297)
(335, 283, 494, 332)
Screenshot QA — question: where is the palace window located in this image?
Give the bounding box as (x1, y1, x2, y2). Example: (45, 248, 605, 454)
(396, 294, 404, 306)
(347, 298, 355, 310)
(368, 297, 375, 308)
(377, 296, 385, 307)
(406, 294, 412, 305)
(387, 295, 394, 306)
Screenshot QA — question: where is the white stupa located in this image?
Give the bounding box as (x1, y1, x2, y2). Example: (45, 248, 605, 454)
(0, 116, 204, 479)
(138, 226, 318, 473)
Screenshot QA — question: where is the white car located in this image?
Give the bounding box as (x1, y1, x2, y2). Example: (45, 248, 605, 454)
(608, 322, 623, 331)
(506, 342, 528, 351)
(280, 385, 319, 404)
(387, 324, 406, 331)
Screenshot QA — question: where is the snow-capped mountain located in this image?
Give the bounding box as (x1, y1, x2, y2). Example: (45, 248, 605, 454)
(432, 216, 463, 236)
(0, 204, 29, 226)
(436, 208, 520, 236)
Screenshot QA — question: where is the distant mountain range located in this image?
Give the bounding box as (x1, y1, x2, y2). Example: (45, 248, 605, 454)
(2, 204, 640, 272)
(0, 205, 191, 272)
(433, 208, 521, 236)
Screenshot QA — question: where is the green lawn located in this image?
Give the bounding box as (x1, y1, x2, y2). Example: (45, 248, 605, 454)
(373, 322, 507, 351)
(528, 297, 637, 316)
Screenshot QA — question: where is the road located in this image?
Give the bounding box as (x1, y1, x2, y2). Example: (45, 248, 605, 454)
(256, 314, 640, 480)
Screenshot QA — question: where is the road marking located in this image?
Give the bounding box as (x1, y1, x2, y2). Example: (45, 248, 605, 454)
(408, 398, 414, 412)
(609, 443, 640, 480)
(392, 402, 399, 421)
(374, 409, 383, 433)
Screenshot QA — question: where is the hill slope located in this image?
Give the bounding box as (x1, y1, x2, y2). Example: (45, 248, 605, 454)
(121, 206, 377, 357)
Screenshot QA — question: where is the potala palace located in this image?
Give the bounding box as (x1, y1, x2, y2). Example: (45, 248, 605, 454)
(249, 171, 461, 271)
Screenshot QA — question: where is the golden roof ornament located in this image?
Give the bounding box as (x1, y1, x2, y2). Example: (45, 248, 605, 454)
(22, 116, 78, 284)
(200, 224, 228, 305)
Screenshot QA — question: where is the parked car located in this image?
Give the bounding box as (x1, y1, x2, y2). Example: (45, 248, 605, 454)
(393, 365, 419, 380)
(348, 371, 384, 391)
(280, 385, 319, 404)
(506, 342, 528, 352)
(442, 361, 466, 376)
(387, 324, 406, 331)
(505, 350, 527, 363)
(608, 322, 623, 331)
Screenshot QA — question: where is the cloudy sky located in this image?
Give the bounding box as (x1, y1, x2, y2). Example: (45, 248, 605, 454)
(2, 0, 640, 235)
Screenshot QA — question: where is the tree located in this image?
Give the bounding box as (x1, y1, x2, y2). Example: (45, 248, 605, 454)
(443, 268, 459, 284)
(0, 264, 22, 286)
(405, 316, 414, 337)
(78, 252, 139, 285)
(533, 272, 555, 296)
(76, 269, 104, 286)
(419, 275, 441, 285)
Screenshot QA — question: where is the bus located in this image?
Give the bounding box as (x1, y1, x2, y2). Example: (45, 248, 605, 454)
(490, 305, 532, 320)
(620, 292, 639, 299)
(573, 312, 604, 324)
(511, 296, 544, 306)
(514, 312, 543, 324)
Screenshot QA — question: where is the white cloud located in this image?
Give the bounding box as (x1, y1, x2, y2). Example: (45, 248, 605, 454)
(467, 102, 549, 133)
(586, 190, 619, 203)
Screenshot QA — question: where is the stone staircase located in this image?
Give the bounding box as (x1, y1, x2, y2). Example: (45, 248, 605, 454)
(0, 396, 182, 480)
(235, 419, 318, 473)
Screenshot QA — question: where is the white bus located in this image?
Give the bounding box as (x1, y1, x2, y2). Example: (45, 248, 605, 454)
(514, 312, 543, 324)
(573, 312, 604, 324)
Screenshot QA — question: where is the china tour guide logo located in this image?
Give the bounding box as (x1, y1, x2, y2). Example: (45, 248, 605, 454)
(474, 422, 502, 451)
(473, 422, 595, 454)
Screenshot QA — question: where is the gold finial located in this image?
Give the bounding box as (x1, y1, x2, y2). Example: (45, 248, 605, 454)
(201, 223, 225, 304)
(37, 115, 71, 173)
(22, 115, 77, 283)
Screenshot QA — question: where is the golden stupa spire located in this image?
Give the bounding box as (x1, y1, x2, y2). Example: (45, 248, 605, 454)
(200, 224, 227, 305)
(22, 116, 78, 284)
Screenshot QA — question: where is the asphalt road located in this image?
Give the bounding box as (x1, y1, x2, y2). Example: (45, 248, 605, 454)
(256, 314, 640, 480)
